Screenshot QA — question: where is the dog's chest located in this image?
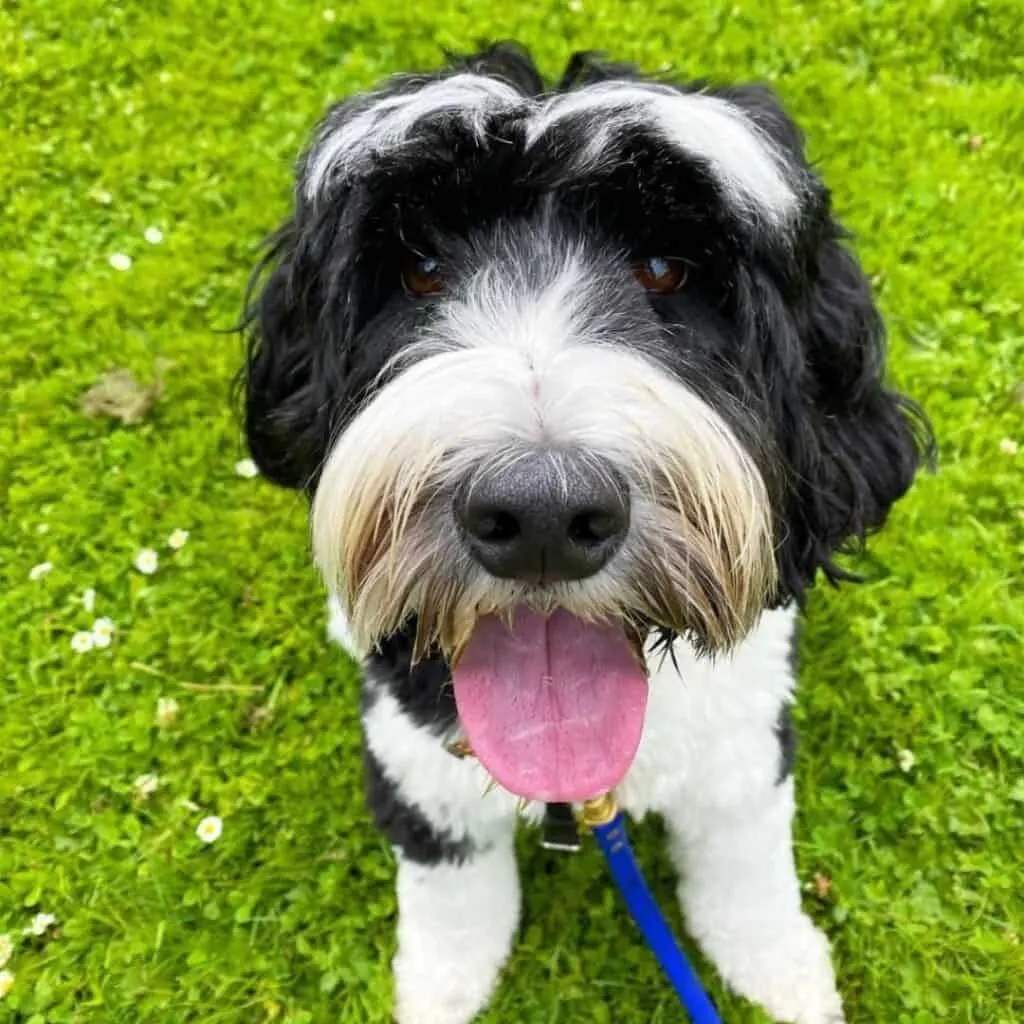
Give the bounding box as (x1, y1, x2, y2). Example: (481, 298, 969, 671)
(615, 605, 797, 819)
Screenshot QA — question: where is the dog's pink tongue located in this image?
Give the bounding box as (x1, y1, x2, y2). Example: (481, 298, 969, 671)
(451, 608, 648, 803)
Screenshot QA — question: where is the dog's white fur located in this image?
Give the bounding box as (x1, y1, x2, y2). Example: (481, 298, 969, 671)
(307, 75, 525, 198)
(393, 843, 521, 1024)
(524, 83, 799, 224)
(329, 598, 844, 1024)
(305, 73, 799, 226)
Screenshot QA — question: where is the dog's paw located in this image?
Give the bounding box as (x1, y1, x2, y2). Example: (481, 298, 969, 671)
(393, 951, 496, 1024)
(698, 912, 844, 1024)
(393, 981, 491, 1024)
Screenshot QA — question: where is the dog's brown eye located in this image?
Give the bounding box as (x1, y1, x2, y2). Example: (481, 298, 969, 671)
(403, 256, 445, 297)
(633, 257, 688, 294)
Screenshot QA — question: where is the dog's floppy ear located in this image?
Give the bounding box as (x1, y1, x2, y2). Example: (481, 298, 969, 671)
(242, 200, 357, 492)
(722, 85, 935, 598)
(774, 231, 934, 597)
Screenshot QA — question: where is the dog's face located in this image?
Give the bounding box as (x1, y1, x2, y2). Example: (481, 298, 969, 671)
(243, 46, 930, 801)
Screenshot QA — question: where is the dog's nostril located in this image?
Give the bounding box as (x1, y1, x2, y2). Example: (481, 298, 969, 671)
(476, 510, 520, 544)
(568, 510, 620, 546)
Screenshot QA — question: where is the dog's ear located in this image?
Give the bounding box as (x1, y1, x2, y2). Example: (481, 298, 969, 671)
(722, 85, 935, 597)
(773, 232, 934, 597)
(242, 201, 357, 492)
(242, 223, 325, 492)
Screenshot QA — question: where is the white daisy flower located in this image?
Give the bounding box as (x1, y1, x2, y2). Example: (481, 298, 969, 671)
(234, 457, 259, 479)
(25, 912, 57, 937)
(0, 934, 12, 969)
(133, 773, 160, 798)
(71, 631, 94, 654)
(29, 561, 53, 581)
(133, 548, 159, 575)
(109, 252, 132, 271)
(897, 748, 916, 773)
(82, 588, 97, 613)
(144, 226, 164, 245)
(167, 528, 189, 550)
(92, 631, 111, 650)
(92, 617, 115, 639)
(196, 816, 223, 844)
(0, 969, 13, 999)
(1000, 438, 1019, 456)
(156, 697, 179, 727)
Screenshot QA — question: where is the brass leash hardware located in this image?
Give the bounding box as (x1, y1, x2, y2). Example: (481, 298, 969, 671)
(444, 737, 475, 760)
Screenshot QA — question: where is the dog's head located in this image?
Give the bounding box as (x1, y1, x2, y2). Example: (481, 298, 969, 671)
(243, 44, 931, 801)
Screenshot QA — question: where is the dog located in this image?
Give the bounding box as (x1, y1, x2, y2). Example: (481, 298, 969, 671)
(241, 42, 932, 1024)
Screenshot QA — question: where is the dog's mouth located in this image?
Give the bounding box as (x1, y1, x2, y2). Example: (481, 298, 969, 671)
(450, 607, 649, 803)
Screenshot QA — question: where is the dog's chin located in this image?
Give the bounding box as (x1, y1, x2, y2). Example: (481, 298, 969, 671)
(443, 605, 650, 804)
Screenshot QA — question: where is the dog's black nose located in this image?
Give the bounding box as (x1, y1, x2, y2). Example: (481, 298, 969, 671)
(456, 451, 629, 583)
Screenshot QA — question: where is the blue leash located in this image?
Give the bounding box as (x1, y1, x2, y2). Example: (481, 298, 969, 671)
(583, 796, 723, 1024)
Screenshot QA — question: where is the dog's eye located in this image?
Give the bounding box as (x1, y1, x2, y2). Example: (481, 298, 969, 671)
(633, 257, 688, 295)
(402, 255, 445, 298)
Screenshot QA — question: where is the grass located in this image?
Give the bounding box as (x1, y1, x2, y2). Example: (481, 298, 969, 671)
(1, 0, 1022, 1021)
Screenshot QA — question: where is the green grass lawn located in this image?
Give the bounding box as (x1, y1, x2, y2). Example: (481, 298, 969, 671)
(2, 1, 1022, 1021)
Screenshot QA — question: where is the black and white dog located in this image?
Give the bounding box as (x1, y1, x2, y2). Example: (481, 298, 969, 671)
(243, 43, 931, 1024)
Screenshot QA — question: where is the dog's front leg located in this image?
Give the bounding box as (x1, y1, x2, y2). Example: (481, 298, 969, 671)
(393, 835, 519, 1024)
(356, 666, 521, 1024)
(665, 775, 844, 1024)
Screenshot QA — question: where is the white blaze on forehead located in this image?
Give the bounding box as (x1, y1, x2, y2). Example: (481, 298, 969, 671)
(526, 83, 798, 225)
(304, 73, 526, 197)
(429, 248, 594, 363)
